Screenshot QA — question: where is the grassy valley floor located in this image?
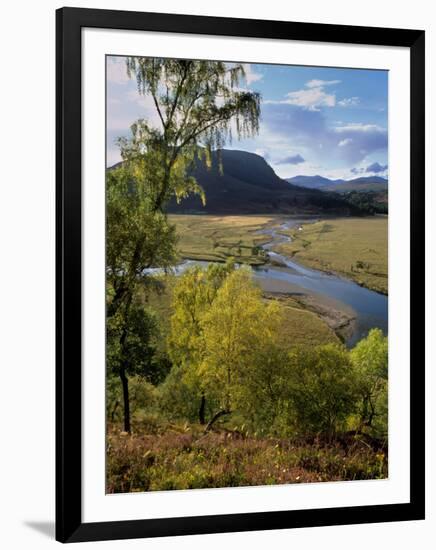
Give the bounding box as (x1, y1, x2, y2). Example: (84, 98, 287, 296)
(168, 214, 275, 265)
(169, 214, 388, 295)
(273, 217, 388, 295)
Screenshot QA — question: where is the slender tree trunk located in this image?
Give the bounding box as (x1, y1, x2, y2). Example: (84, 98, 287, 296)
(119, 368, 131, 433)
(199, 393, 206, 425)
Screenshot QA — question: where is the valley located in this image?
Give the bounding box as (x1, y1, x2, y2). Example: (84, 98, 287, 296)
(168, 214, 388, 347)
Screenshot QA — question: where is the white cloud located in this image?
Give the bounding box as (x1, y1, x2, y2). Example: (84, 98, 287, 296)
(284, 87, 336, 110)
(333, 123, 385, 133)
(265, 87, 336, 111)
(243, 64, 263, 85)
(264, 79, 342, 111)
(305, 79, 341, 88)
(338, 138, 353, 147)
(338, 97, 360, 107)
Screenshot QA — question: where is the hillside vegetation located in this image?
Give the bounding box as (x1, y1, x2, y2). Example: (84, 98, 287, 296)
(107, 264, 388, 492)
(274, 217, 388, 294)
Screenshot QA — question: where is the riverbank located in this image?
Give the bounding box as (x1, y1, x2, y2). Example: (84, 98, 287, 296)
(263, 288, 356, 345)
(272, 216, 388, 295)
(167, 214, 387, 347)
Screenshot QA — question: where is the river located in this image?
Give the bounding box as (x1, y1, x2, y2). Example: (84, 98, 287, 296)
(251, 219, 388, 347)
(146, 218, 388, 347)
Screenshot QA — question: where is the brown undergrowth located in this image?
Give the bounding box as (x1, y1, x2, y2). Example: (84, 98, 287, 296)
(106, 423, 387, 493)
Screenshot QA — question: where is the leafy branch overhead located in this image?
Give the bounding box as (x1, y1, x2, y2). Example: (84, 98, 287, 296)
(120, 58, 261, 211)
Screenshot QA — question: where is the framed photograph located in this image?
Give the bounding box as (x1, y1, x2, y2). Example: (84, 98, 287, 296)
(56, 7, 425, 543)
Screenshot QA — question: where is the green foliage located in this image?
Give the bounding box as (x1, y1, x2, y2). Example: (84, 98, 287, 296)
(168, 261, 234, 368)
(164, 262, 235, 420)
(122, 58, 261, 212)
(158, 365, 220, 423)
(167, 264, 286, 424)
(125, 58, 260, 152)
(107, 301, 173, 386)
(286, 344, 358, 438)
(350, 328, 388, 436)
(106, 161, 179, 418)
(201, 268, 283, 413)
(106, 375, 159, 425)
(343, 190, 388, 215)
(107, 58, 261, 431)
(164, 266, 388, 442)
(235, 344, 291, 436)
(106, 164, 178, 284)
(106, 426, 387, 493)
(107, 267, 389, 489)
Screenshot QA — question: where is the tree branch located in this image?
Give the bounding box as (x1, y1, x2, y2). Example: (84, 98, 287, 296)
(205, 409, 231, 432)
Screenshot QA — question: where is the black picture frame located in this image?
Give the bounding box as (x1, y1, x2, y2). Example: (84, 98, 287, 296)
(56, 6, 425, 543)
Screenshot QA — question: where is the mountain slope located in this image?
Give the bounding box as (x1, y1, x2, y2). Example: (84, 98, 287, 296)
(286, 175, 345, 189)
(166, 150, 356, 215)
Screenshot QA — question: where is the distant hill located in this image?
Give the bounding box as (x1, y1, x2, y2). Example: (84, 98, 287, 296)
(325, 176, 388, 193)
(286, 174, 388, 193)
(286, 175, 345, 189)
(165, 150, 358, 215)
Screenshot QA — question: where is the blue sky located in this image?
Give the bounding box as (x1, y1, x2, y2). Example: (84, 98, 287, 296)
(107, 57, 388, 180)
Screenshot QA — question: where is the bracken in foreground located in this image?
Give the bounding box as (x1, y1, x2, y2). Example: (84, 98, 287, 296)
(106, 424, 387, 493)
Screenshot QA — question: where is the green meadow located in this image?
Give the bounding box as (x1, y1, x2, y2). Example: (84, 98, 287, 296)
(168, 214, 275, 265)
(274, 217, 388, 294)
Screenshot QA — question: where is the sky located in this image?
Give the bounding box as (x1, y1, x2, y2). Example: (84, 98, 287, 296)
(106, 56, 388, 181)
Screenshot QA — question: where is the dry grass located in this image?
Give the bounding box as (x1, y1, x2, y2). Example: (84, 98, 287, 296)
(107, 423, 387, 493)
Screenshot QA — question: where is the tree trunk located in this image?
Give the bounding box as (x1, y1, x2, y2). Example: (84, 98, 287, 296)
(119, 368, 131, 433)
(199, 394, 206, 425)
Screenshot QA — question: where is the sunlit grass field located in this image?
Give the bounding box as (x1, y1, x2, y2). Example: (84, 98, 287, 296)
(270, 295, 340, 347)
(275, 217, 388, 294)
(169, 214, 274, 265)
(170, 214, 388, 294)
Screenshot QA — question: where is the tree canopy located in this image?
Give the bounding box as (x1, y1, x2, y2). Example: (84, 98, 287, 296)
(106, 58, 261, 432)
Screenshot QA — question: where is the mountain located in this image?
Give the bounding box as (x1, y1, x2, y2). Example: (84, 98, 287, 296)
(286, 175, 345, 189)
(286, 174, 388, 193)
(165, 150, 358, 215)
(323, 176, 388, 193)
